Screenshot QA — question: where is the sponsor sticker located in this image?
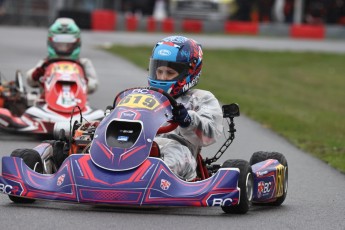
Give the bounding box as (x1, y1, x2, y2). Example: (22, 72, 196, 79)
(158, 49, 171, 56)
(118, 136, 129, 142)
(57, 174, 66, 186)
(160, 179, 171, 190)
(256, 170, 268, 177)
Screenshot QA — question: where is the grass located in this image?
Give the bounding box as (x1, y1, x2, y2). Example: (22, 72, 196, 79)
(102, 45, 345, 173)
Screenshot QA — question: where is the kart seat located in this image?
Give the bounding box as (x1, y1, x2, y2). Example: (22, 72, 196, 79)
(149, 141, 161, 158)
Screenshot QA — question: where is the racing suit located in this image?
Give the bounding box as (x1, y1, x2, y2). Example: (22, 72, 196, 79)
(26, 58, 98, 94)
(155, 89, 223, 181)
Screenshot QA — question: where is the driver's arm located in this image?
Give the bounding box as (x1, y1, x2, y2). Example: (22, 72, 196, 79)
(26, 59, 46, 87)
(178, 89, 223, 147)
(79, 58, 98, 94)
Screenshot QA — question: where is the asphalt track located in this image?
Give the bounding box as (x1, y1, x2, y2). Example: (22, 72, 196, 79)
(0, 26, 344, 230)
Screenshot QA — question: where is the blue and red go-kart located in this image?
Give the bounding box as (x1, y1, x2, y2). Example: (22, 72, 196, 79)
(0, 87, 288, 214)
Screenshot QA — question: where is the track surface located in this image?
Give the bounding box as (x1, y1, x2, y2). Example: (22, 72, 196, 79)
(0, 27, 344, 230)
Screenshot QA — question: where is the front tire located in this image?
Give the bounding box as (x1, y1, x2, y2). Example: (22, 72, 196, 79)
(8, 149, 44, 203)
(250, 151, 288, 206)
(221, 159, 253, 214)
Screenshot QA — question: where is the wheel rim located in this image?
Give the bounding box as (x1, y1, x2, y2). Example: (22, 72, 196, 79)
(33, 162, 40, 172)
(246, 173, 254, 202)
(284, 167, 288, 194)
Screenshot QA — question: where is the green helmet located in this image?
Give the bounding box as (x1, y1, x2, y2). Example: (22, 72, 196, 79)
(47, 18, 81, 60)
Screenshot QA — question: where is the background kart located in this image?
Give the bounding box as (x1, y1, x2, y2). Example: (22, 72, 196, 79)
(0, 87, 288, 214)
(0, 59, 104, 135)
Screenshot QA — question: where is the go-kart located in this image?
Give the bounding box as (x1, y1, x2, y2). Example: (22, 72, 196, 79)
(0, 59, 104, 135)
(0, 87, 288, 214)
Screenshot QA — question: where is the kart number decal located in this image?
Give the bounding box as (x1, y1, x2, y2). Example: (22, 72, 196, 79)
(118, 94, 159, 110)
(53, 63, 80, 74)
(275, 165, 285, 197)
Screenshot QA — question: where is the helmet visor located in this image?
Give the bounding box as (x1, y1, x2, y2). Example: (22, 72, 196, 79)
(51, 34, 78, 54)
(148, 59, 189, 81)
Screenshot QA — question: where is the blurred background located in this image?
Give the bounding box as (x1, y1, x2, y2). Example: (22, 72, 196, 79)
(0, 0, 344, 28)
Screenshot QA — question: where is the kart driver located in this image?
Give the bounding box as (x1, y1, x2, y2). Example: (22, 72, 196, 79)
(26, 17, 98, 94)
(148, 35, 223, 181)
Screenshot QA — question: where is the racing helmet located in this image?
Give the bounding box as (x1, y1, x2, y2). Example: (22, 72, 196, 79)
(47, 18, 81, 60)
(148, 36, 203, 97)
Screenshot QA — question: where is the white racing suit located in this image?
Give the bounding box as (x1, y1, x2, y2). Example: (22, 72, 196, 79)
(26, 58, 98, 94)
(155, 89, 223, 181)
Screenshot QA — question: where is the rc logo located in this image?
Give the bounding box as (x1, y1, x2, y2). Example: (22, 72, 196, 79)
(206, 194, 236, 207)
(158, 49, 171, 56)
(257, 181, 271, 198)
(0, 183, 13, 194)
(160, 179, 171, 190)
(212, 198, 233, 206)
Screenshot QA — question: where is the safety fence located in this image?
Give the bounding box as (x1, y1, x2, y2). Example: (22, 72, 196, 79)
(89, 10, 344, 40)
(1, 6, 344, 40)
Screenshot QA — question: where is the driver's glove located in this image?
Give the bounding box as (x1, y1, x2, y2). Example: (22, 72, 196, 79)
(32, 67, 45, 81)
(172, 103, 191, 128)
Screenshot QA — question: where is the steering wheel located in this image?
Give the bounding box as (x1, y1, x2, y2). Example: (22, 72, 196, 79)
(157, 121, 178, 134)
(112, 87, 179, 134)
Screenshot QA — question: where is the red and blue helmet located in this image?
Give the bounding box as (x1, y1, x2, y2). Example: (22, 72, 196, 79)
(148, 36, 203, 97)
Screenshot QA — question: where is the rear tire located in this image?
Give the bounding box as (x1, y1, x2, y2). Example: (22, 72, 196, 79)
(250, 151, 288, 206)
(221, 159, 253, 214)
(8, 149, 44, 203)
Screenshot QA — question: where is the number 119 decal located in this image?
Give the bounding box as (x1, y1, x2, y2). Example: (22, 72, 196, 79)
(118, 94, 159, 110)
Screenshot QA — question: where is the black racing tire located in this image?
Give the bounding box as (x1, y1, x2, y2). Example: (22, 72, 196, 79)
(221, 159, 253, 214)
(8, 149, 44, 203)
(249, 151, 288, 206)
